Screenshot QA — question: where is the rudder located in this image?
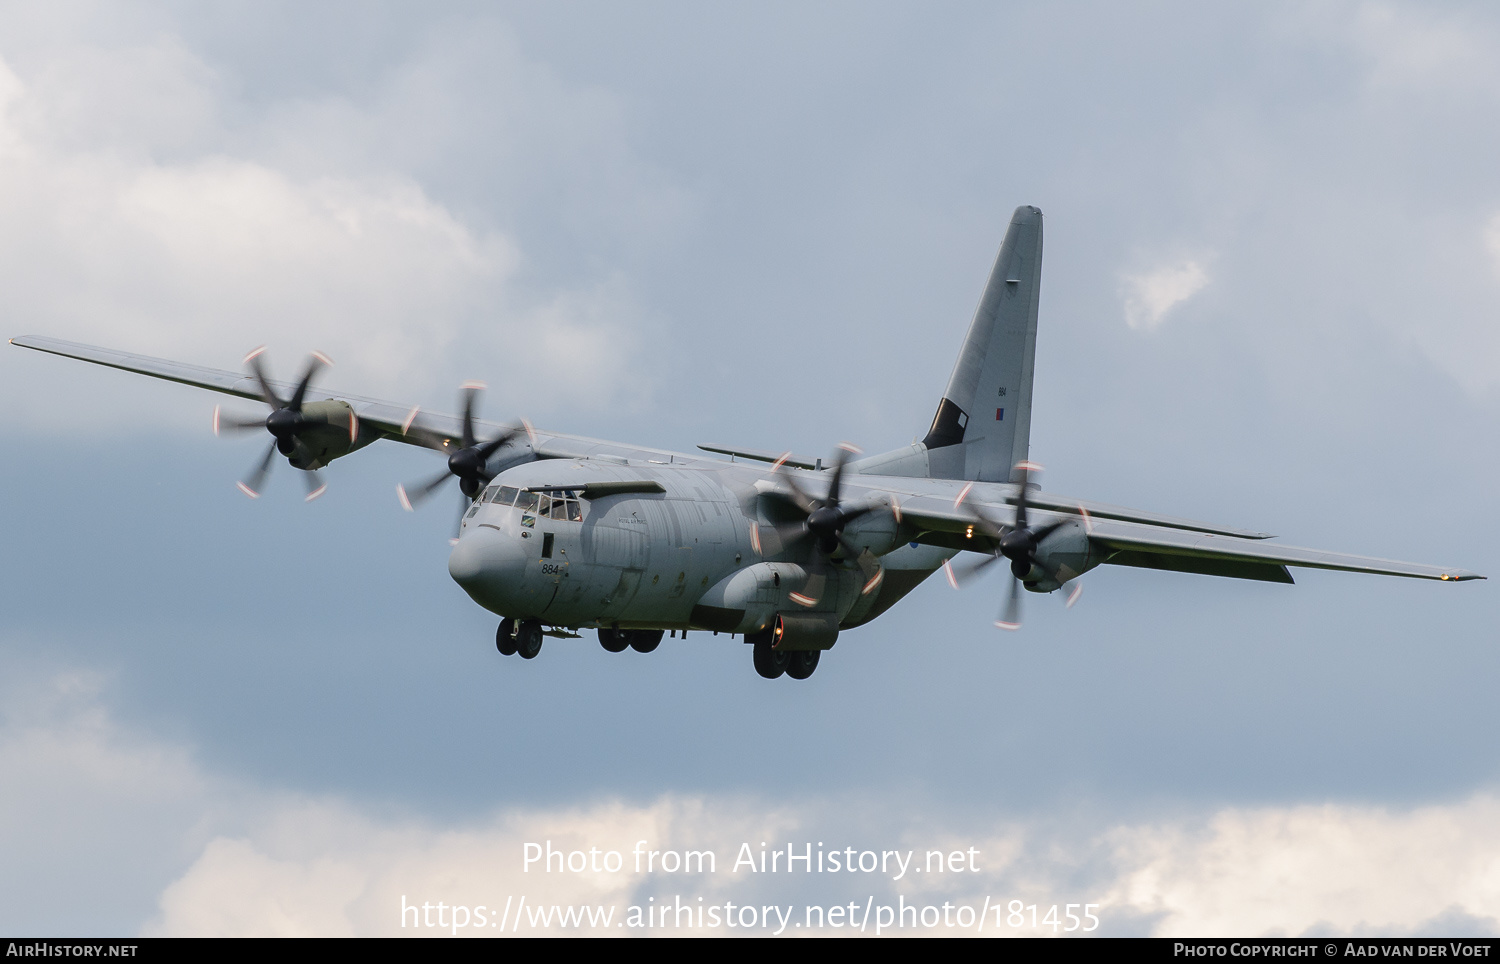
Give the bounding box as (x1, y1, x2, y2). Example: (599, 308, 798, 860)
(921, 205, 1043, 482)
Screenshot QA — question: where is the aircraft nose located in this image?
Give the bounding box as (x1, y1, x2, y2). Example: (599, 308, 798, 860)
(447, 528, 528, 613)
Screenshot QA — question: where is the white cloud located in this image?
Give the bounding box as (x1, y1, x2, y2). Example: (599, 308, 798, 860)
(0, 33, 655, 437)
(1347, 3, 1500, 96)
(1107, 800, 1500, 937)
(5, 660, 1499, 937)
(1485, 213, 1500, 270)
(146, 797, 802, 937)
(1120, 259, 1210, 332)
(140, 791, 1500, 938)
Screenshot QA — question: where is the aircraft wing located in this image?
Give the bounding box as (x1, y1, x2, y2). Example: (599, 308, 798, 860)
(9, 335, 705, 465)
(876, 482, 1482, 583)
(11, 334, 437, 442)
(845, 476, 1273, 540)
(1083, 518, 1481, 583)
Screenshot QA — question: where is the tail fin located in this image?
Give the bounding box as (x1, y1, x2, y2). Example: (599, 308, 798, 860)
(921, 205, 1043, 482)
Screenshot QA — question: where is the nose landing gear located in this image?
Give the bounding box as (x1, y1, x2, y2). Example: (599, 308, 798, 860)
(496, 618, 518, 656)
(496, 617, 543, 659)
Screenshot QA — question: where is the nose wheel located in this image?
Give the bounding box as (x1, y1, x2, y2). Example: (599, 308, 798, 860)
(496, 618, 518, 656)
(496, 618, 543, 659)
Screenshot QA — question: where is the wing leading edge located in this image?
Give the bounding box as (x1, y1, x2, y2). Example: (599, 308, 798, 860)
(9, 335, 706, 466)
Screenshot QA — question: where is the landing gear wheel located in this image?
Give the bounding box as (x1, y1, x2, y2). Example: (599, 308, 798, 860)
(598, 628, 629, 653)
(629, 630, 664, 654)
(753, 642, 790, 679)
(496, 617, 518, 656)
(786, 650, 820, 680)
(516, 619, 544, 659)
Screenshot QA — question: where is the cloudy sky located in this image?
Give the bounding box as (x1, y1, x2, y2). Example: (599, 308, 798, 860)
(2, 0, 1498, 937)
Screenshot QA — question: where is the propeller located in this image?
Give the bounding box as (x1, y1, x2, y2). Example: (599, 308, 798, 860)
(396, 381, 532, 532)
(757, 444, 885, 607)
(948, 461, 1076, 630)
(213, 347, 335, 501)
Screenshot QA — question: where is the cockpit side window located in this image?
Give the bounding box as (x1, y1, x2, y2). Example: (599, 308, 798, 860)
(537, 494, 584, 521)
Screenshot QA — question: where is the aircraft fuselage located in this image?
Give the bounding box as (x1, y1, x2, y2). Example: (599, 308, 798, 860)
(446, 458, 952, 640)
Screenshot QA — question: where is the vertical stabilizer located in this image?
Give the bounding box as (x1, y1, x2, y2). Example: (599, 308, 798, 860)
(922, 205, 1043, 482)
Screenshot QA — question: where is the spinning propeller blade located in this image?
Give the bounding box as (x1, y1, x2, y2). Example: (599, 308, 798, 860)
(398, 382, 529, 534)
(219, 349, 335, 500)
(951, 462, 1084, 630)
(763, 443, 886, 606)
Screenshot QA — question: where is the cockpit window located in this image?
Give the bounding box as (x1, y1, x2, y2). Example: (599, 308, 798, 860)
(537, 494, 583, 521)
(514, 490, 539, 511)
(489, 485, 520, 505)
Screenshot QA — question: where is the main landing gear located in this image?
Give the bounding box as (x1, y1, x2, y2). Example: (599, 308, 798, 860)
(748, 629, 821, 680)
(497, 617, 543, 659)
(494, 622, 667, 660)
(598, 628, 664, 654)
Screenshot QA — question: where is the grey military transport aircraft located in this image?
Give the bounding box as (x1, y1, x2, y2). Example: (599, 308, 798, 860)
(10, 206, 1484, 681)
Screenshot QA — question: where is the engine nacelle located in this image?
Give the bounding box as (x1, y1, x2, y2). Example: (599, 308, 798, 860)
(287, 400, 377, 470)
(838, 502, 902, 559)
(1018, 521, 1105, 593)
